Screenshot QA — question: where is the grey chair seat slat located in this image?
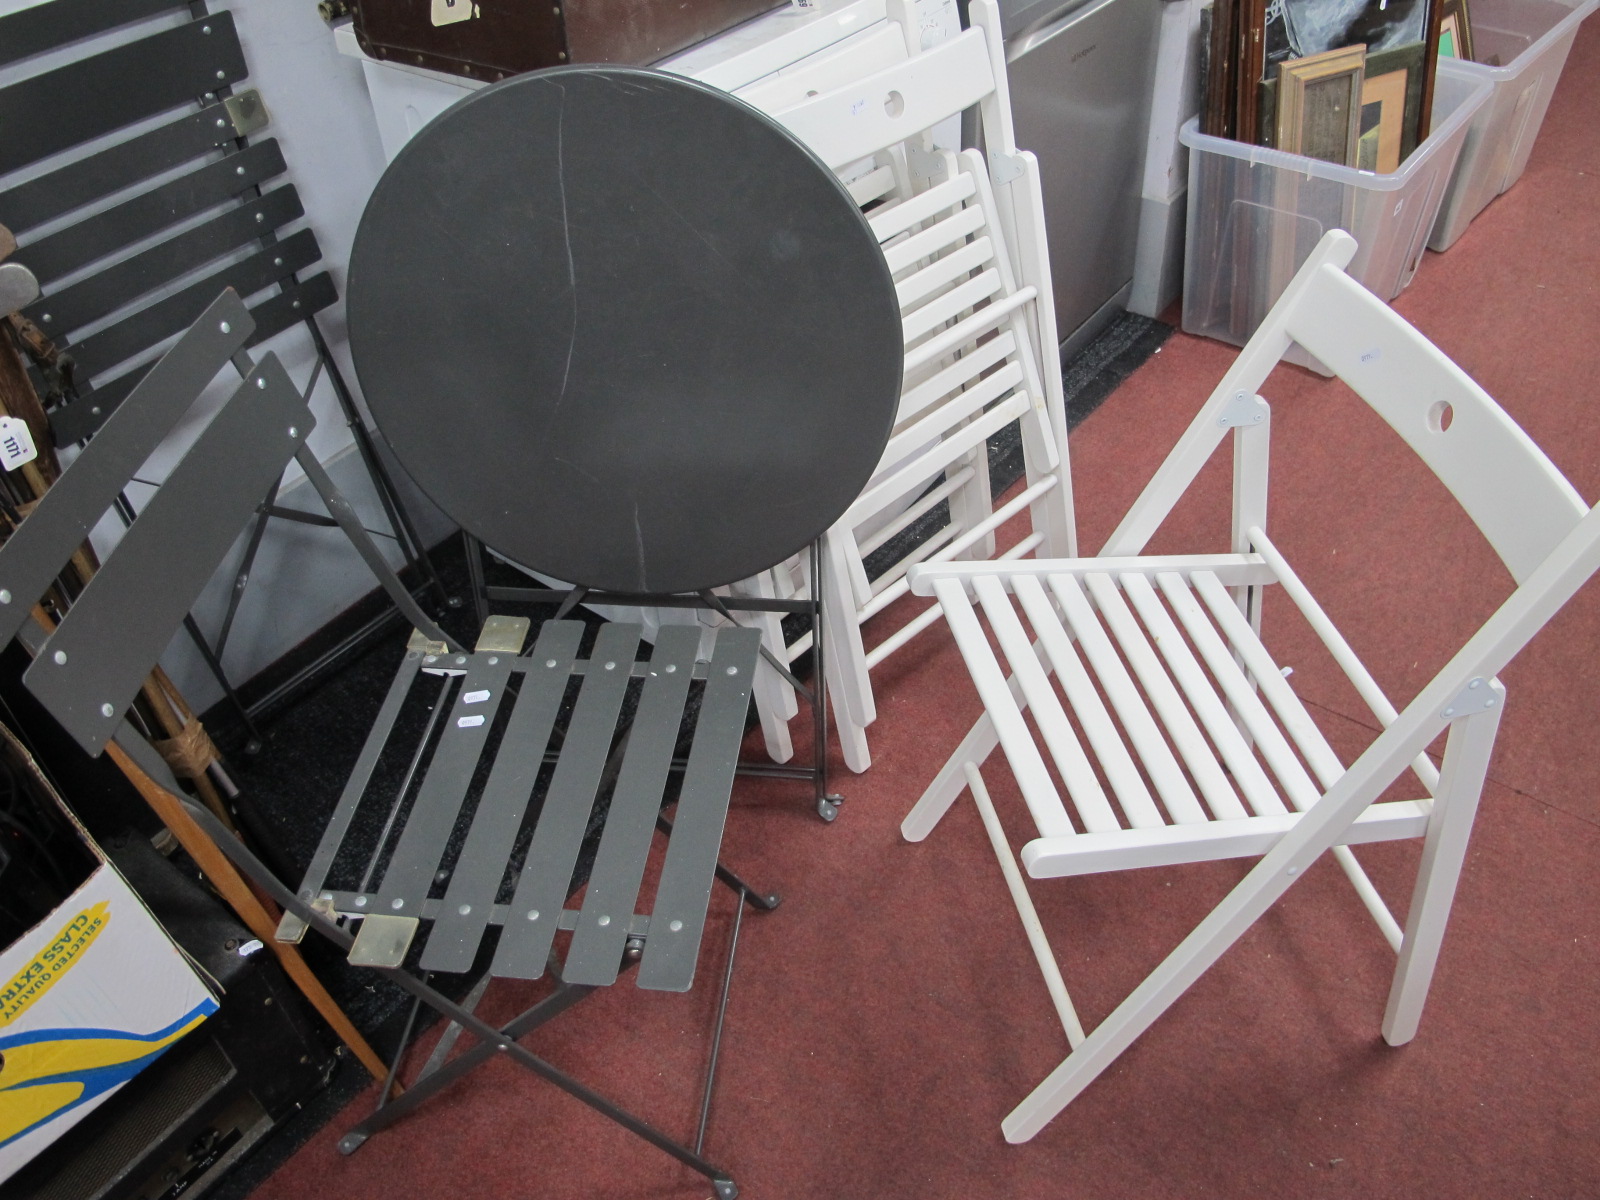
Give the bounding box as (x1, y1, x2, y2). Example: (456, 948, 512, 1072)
(376, 655, 516, 911)
(32, 186, 304, 334)
(638, 625, 762, 992)
(22, 140, 288, 289)
(0, 98, 261, 235)
(421, 622, 587, 973)
(23, 353, 311, 755)
(0, 291, 251, 652)
(0, 0, 187, 71)
(492, 623, 644, 980)
(563, 624, 703, 986)
(298, 651, 427, 902)
(66, 228, 319, 381)
(0, 14, 247, 177)
(49, 272, 338, 446)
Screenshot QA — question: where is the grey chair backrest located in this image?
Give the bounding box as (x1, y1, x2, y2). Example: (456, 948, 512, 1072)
(0, 289, 452, 758)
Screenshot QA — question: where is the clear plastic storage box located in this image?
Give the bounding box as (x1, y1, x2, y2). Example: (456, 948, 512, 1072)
(1429, 0, 1597, 250)
(1179, 69, 1491, 364)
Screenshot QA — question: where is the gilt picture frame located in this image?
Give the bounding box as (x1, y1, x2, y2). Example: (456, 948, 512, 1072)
(1275, 43, 1368, 165)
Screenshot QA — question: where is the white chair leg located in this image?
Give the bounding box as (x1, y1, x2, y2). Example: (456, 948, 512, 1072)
(947, 445, 998, 561)
(902, 708, 1002, 840)
(734, 572, 797, 764)
(833, 692, 873, 774)
(822, 528, 876, 731)
(1382, 692, 1503, 1045)
(965, 763, 1084, 1048)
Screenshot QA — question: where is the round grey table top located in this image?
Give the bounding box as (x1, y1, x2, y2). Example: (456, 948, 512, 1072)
(347, 65, 903, 595)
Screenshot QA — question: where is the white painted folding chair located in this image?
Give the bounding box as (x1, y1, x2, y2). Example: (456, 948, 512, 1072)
(741, 0, 1075, 775)
(901, 229, 1600, 1138)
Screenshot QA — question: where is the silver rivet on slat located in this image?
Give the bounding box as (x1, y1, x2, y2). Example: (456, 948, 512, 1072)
(288, 426, 298, 438)
(0, 590, 10, 604)
(354, 896, 368, 907)
(726, 666, 738, 675)
(256, 378, 266, 389)
(598, 915, 610, 926)
(487, 656, 498, 665)
(101, 704, 115, 718)
(424, 655, 437, 664)
(545, 659, 557, 668)
(455, 655, 467, 664)
(216, 69, 226, 79)
(526, 909, 540, 921)
(604, 661, 616, 671)
(664, 664, 676, 673)
(391, 898, 404, 910)
(52, 650, 66, 665)
(220, 321, 232, 333)
(669, 919, 683, 932)
(458, 904, 471, 916)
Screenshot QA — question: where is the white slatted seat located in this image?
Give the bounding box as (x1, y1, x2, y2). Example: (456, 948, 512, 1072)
(902, 230, 1600, 1139)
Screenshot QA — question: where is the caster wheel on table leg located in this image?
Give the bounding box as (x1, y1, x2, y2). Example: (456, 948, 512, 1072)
(713, 1179, 739, 1199)
(817, 793, 844, 822)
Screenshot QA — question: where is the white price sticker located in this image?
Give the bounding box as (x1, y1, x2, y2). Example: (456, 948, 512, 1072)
(0, 417, 38, 471)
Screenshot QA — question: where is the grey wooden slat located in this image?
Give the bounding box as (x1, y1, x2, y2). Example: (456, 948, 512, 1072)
(22, 353, 309, 756)
(420, 622, 585, 972)
(0, 0, 188, 70)
(563, 625, 702, 986)
(32, 186, 303, 333)
(66, 227, 319, 380)
(296, 652, 426, 901)
(0, 290, 251, 651)
(0, 99, 259, 234)
(637, 626, 761, 992)
(374, 654, 516, 913)
(0, 15, 248, 175)
(51, 273, 338, 445)
(22, 140, 288, 288)
(491, 623, 643, 980)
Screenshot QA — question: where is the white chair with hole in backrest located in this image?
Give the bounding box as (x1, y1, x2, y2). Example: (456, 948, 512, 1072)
(740, 0, 1075, 775)
(901, 229, 1600, 1139)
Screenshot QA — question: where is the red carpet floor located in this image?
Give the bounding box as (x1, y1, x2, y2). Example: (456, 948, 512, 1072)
(253, 24, 1600, 1200)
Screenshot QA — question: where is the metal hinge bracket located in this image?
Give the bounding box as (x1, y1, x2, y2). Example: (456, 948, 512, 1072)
(1441, 676, 1502, 720)
(1218, 390, 1269, 428)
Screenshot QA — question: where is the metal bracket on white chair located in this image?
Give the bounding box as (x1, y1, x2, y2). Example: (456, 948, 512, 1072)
(1218, 391, 1269, 428)
(987, 150, 1026, 185)
(1441, 677, 1500, 720)
(908, 147, 949, 183)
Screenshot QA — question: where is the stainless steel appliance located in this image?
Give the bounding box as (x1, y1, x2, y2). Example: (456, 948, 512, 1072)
(992, 0, 1162, 358)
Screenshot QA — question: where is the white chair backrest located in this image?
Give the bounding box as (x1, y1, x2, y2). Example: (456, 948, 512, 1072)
(1103, 230, 1588, 583)
(768, 24, 998, 170)
(734, 22, 912, 116)
(1284, 269, 1586, 583)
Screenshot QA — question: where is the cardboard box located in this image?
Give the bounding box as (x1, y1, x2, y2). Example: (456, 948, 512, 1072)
(0, 726, 217, 1185)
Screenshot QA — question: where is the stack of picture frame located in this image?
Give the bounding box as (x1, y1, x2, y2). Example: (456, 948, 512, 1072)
(1200, 0, 1480, 170)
